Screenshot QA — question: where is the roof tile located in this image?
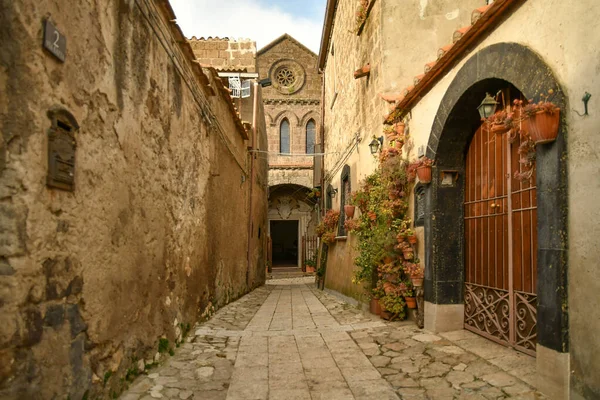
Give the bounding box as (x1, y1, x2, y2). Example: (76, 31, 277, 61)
(453, 26, 471, 43)
(471, 5, 491, 25)
(424, 61, 437, 74)
(437, 43, 454, 60)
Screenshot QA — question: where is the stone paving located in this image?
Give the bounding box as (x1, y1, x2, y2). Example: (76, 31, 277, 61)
(120, 278, 545, 400)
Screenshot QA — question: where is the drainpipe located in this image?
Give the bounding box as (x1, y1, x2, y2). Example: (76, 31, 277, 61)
(247, 80, 259, 289)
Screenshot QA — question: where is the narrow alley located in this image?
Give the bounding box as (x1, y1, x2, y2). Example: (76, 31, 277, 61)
(2, 1, 599, 398)
(120, 277, 542, 400)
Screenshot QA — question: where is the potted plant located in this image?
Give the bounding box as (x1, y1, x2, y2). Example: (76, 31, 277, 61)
(370, 284, 385, 315)
(344, 218, 360, 232)
(523, 90, 560, 144)
(307, 188, 321, 199)
(344, 203, 356, 219)
(316, 209, 340, 244)
(404, 260, 424, 287)
(383, 125, 397, 140)
(394, 122, 406, 136)
(488, 110, 513, 135)
(304, 257, 316, 273)
(406, 229, 417, 245)
(409, 157, 433, 184)
(397, 242, 414, 260)
(380, 293, 406, 321)
(399, 282, 416, 309)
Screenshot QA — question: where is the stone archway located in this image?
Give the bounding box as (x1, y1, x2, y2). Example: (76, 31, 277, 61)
(268, 184, 319, 268)
(423, 43, 568, 359)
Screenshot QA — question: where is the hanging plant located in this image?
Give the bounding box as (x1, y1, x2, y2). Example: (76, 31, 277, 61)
(316, 209, 340, 244)
(522, 90, 560, 144)
(408, 156, 433, 184)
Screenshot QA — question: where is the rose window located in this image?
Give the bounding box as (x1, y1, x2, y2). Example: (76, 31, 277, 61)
(275, 68, 295, 86)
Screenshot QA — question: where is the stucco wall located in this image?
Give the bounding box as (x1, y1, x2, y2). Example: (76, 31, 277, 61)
(0, 1, 267, 398)
(405, 1, 600, 398)
(381, 0, 484, 92)
(324, 236, 366, 302)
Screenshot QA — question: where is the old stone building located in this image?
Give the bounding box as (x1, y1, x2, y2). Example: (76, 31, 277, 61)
(257, 34, 322, 269)
(0, 1, 267, 398)
(318, 0, 600, 399)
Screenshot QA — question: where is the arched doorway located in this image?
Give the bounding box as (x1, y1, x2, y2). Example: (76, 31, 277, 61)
(268, 184, 318, 270)
(463, 90, 538, 355)
(423, 43, 568, 360)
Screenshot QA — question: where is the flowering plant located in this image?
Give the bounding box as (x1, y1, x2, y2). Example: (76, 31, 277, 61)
(316, 209, 339, 244)
(403, 260, 423, 278)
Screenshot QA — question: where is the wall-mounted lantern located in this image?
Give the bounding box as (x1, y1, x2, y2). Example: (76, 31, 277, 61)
(477, 93, 498, 119)
(330, 188, 338, 198)
(369, 136, 384, 154)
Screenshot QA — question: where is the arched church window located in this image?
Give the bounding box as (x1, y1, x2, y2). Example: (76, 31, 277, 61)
(306, 119, 316, 154)
(280, 119, 290, 154)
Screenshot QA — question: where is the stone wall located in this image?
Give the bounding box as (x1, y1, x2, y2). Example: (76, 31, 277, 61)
(257, 35, 321, 175)
(0, 1, 267, 399)
(190, 37, 257, 72)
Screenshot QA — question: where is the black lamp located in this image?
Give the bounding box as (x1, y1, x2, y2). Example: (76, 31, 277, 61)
(331, 188, 338, 198)
(369, 136, 384, 154)
(477, 93, 498, 119)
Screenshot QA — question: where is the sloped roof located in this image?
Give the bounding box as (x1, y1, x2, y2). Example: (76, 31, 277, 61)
(257, 33, 317, 57)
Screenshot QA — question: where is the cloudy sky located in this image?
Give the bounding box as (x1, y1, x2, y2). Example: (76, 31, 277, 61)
(170, 0, 327, 53)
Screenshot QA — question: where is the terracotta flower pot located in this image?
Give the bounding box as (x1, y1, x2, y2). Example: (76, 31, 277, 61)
(528, 109, 560, 144)
(416, 165, 432, 184)
(383, 256, 394, 264)
(385, 132, 398, 141)
(305, 266, 315, 273)
(404, 297, 417, 309)
(370, 298, 382, 315)
(402, 249, 414, 260)
(411, 276, 424, 287)
(383, 282, 396, 295)
(394, 122, 405, 136)
(380, 310, 393, 320)
(491, 123, 510, 135)
(407, 235, 417, 245)
(394, 139, 404, 150)
(344, 204, 356, 219)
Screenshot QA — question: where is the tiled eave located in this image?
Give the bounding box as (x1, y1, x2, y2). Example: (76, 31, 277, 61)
(384, 0, 527, 124)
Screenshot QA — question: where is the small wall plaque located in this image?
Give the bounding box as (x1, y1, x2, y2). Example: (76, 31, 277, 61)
(47, 108, 78, 191)
(43, 19, 66, 62)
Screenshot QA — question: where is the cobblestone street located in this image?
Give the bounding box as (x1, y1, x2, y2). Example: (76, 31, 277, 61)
(120, 278, 544, 400)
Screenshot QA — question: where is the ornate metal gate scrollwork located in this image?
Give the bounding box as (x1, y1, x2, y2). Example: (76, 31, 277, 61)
(465, 284, 510, 343)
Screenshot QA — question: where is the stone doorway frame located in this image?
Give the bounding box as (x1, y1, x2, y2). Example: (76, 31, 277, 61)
(422, 42, 569, 397)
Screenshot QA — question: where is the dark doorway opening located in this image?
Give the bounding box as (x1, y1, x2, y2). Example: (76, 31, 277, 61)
(270, 220, 299, 267)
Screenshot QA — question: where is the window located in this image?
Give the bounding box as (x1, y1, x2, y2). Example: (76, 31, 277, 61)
(280, 119, 290, 154)
(306, 119, 316, 154)
(338, 165, 351, 236)
(414, 184, 425, 226)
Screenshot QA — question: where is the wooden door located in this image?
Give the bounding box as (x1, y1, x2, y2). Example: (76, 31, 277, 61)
(464, 116, 538, 356)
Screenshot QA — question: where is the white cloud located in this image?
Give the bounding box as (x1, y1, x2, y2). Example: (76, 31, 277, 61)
(169, 0, 323, 53)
